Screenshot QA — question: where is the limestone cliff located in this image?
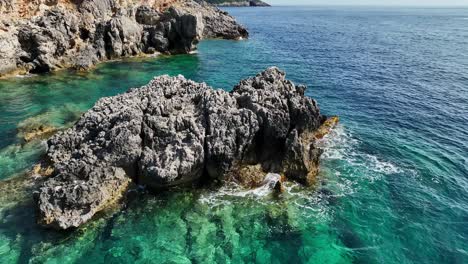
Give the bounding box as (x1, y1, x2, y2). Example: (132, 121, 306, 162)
(0, 0, 248, 76)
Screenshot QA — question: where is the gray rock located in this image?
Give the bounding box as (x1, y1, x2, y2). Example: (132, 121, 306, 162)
(17, 9, 79, 73)
(37, 166, 131, 230)
(0, 28, 20, 75)
(0, 0, 249, 77)
(232, 67, 322, 171)
(282, 129, 323, 184)
(36, 67, 326, 229)
(151, 31, 170, 52)
(136, 5, 161, 25)
(78, 0, 117, 20)
(205, 1, 271, 7)
(249, 0, 271, 7)
(197, 1, 249, 39)
(202, 90, 260, 179)
(103, 16, 143, 59)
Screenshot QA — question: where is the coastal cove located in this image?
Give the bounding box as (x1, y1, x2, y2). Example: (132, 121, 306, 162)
(0, 5, 467, 264)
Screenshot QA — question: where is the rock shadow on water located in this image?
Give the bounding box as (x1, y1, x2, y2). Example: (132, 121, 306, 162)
(331, 212, 379, 264)
(263, 204, 304, 262)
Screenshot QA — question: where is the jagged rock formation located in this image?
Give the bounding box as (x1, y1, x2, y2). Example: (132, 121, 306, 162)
(35, 67, 332, 230)
(203, 0, 270, 7)
(0, 0, 248, 76)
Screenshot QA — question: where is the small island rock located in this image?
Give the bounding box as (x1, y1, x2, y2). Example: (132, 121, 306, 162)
(36, 67, 331, 229)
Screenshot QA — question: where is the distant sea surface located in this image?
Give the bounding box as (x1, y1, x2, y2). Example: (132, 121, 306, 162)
(0, 6, 467, 263)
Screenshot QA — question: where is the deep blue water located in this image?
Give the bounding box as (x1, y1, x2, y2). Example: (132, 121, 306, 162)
(217, 6, 468, 262)
(0, 6, 467, 263)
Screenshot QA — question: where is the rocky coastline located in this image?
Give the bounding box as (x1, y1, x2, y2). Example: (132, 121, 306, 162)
(33, 67, 337, 230)
(204, 0, 270, 7)
(0, 0, 248, 77)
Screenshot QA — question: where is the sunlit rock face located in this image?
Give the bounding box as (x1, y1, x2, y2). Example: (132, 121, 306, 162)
(36, 67, 329, 230)
(205, 0, 271, 7)
(0, 0, 248, 77)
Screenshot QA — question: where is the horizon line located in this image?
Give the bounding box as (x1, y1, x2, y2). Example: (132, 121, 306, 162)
(262, 4, 468, 7)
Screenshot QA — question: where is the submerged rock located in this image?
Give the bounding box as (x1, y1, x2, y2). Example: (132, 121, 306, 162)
(31, 163, 54, 178)
(16, 106, 82, 142)
(18, 125, 58, 143)
(17, 115, 58, 143)
(36, 67, 333, 229)
(0, 0, 248, 77)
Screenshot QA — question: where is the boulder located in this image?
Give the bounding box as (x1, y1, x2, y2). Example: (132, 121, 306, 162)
(36, 67, 329, 229)
(0, 29, 20, 75)
(136, 5, 161, 25)
(17, 9, 79, 73)
(103, 16, 143, 59)
(37, 166, 131, 229)
(282, 129, 323, 185)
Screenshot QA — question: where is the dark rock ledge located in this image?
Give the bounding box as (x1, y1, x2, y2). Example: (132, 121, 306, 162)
(35, 67, 338, 230)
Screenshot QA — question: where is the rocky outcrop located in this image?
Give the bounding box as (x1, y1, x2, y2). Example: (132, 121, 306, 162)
(0, 0, 248, 77)
(203, 0, 270, 7)
(248, 0, 270, 6)
(35, 67, 333, 230)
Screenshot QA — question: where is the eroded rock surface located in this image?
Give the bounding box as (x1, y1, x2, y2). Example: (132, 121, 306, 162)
(36, 67, 330, 229)
(0, 0, 248, 76)
(204, 0, 270, 7)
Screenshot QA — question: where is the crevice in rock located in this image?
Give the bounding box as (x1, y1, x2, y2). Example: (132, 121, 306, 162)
(29, 64, 50, 74)
(200, 106, 213, 187)
(79, 27, 89, 41)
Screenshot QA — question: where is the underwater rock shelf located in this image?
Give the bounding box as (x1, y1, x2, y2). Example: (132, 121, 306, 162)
(35, 67, 337, 230)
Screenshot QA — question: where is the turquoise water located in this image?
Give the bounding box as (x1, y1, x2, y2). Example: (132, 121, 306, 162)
(1, 6, 467, 263)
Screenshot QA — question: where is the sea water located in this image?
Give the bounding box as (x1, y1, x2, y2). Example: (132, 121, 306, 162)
(0, 6, 467, 263)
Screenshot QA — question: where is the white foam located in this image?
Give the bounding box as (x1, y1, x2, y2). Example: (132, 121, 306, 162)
(14, 73, 33, 78)
(320, 124, 402, 176)
(199, 173, 282, 206)
(231, 173, 281, 197)
(200, 124, 407, 211)
(365, 154, 401, 174)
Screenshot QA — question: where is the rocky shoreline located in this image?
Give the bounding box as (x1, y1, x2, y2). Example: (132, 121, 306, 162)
(33, 67, 337, 230)
(205, 1, 270, 7)
(0, 0, 248, 77)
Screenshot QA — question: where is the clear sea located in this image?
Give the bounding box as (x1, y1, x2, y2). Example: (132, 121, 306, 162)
(0, 6, 467, 264)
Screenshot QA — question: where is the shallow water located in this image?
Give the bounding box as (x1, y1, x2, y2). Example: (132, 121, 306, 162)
(0, 6, 467, 263)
